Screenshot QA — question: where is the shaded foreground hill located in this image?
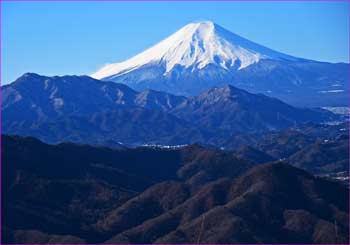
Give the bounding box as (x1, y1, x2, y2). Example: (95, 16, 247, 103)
(107, 164, 348, 244)
(2, 135, 348, 244)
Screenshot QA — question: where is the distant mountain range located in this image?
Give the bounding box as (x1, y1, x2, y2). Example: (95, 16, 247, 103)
(3, 135, 349, 244)
(225, 124, 349, 182)
(92, 21, 349, 107)
(2, 73, 337, 147)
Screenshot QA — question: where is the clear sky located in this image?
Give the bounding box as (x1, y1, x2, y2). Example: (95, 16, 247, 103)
(1, 1, 349, 84)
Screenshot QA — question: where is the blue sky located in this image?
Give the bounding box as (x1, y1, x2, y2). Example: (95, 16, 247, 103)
(1, 1, 349, 84)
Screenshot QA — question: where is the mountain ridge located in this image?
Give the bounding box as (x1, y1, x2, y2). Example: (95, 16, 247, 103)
(2, 73, 337, 146)
(3, 134, 348, 244)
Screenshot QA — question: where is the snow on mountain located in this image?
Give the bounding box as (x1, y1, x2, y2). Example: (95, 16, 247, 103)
(90, 21, 348, 107)
(92, 21, 299, 79)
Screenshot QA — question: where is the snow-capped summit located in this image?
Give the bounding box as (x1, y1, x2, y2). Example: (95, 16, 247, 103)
(92, 21, 297, 79)
(91, 21, 348, 107)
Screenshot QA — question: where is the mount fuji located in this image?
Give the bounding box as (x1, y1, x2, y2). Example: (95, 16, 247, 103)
(92, 21, 348, 107)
